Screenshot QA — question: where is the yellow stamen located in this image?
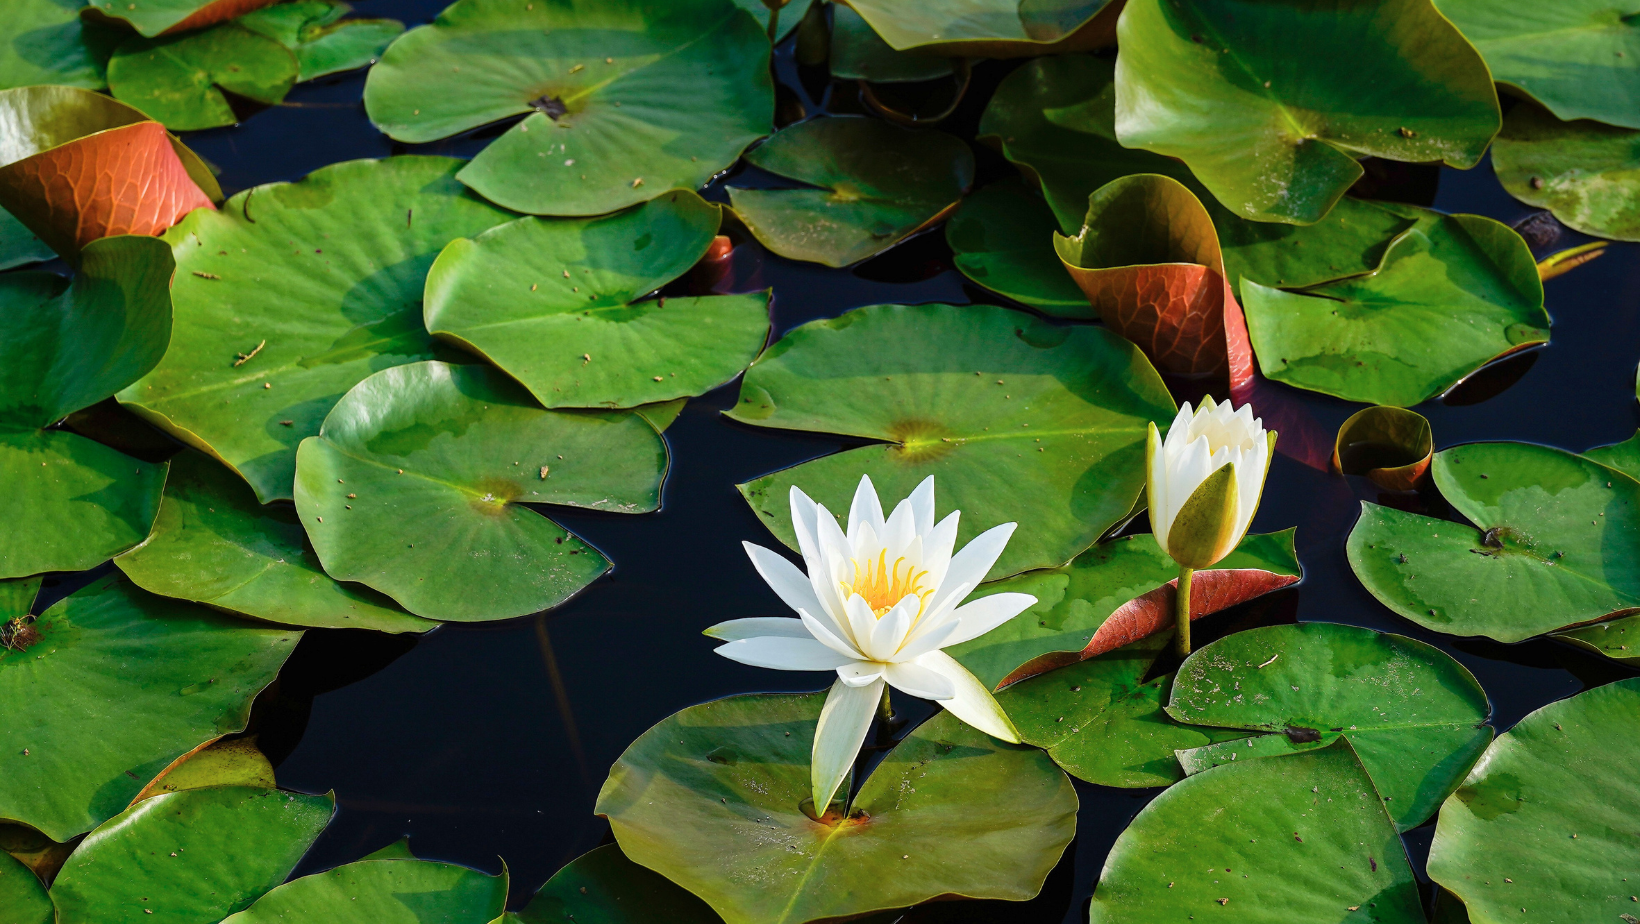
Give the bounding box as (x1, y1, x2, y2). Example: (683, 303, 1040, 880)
(842, 549, 934, 618)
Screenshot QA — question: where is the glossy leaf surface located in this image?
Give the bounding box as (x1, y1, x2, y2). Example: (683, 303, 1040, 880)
(1348, 442, 1640, 643)
(1492, 101, 1640, 242)
(83, 0, 285, 37)
(119, 156, 516, 503)
(237, 0, 404, 81)
(364, 0, 773, 216)
(424, 190, 769, 409)
(0, 578, 299, 841)
(945, 177, 1088, 316)
(729, 116, 974, 267)
(107, 24, 298, 131)
(845, 0, 1120, 56)
(597, 693, 1076, 924)
(132, 737, 278, 803)
(221, 856, 506, 924)
(508, 844, 721, 924)
(295, 361, 666, 621)
(729, 303, 1175, 581)
(0, 0, 110, 91)
(830, 4, 954, 84)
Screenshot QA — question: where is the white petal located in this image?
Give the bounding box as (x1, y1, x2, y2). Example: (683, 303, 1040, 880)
(868, 595, 915, 661)
(713, 637, 857, 672)
(884, 660, 957, 700)
(880, 494, 916, 556)
(893, 617, 960, 662)
(799, 608, 863, 659)
(908, 475, 936, 537)
(847, 475, 884, 545)
(703, 617, 810, 641)
(789, 486, 825, 573)
(811, 677, 883, 810)
(837, 661, 886, 686)
(1164, 401, 1195, 452)
(1147, 421, 1170, 551)
(921, 510, 961, 588)
(744, 542, 826, 617)
(813, 501, 852, 575)
(916, 650, 1021, 743)
(927, 522, 1016, 614)
(843, 594, 880, 658)
(941, 592, 1038, 646)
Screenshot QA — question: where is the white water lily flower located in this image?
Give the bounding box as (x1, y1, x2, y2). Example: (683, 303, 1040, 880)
(706, 475, 1036, 812)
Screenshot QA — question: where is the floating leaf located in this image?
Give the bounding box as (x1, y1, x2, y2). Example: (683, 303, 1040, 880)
(829, 4, 954, 84)
(1436, 0, 1640, 130)
(998, 633, 1250, 787)
(0, 206, 54, 271)
(728, 116, 974, 267)
(1428, 678, 1640, 924)
(507, 844, 721, 924)
(730, 0, 813, 42)
(1333, 406, 1433, 491)
(0, 578, 299, 841)
(1114, 0, 1499, 224)
(1348, 442, 1640, 644)
(948, 530, 1301, 690)
(221, 855, 506, 924)
(118, 156, 516, 503)
(729, 302, 1175, 581)
(1087, 739, 1424, 923)
(1168, 622, 1492, 831)
(132, 737, 277, 804)
(364, 0, 772, 217)
(1584, 429, 1640, 482)
(0, 846, 51, 924)
(0, 86, 218, 261)
(237, 0, 404, 81)
(83, 0, 284, 36)
(844, 0, 1120, 56)
(50, 786, 333, 924)
(1554, 612, 1640, 666)
(116, 451, 433, 633)
(0, 0, 111, 90)
(0, 577, 41, 620)
(0, 235, 173, 578)
(1492, 101, 1640, 243)
(1243, 213, 1548, 406)
(596, 692, 1076, 924)
(107, 23, 299, 131)
(295, 361, 666, 622)
(945, 177, 1088, 316)
(424, 190, 769, 409)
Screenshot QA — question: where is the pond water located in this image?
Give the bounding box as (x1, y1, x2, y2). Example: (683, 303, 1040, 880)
(34, 2, 1640, 919)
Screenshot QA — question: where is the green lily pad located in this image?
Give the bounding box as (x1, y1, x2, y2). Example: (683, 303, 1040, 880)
(1584, 429, 1640, 482)
(0, 207, 54, 271)
(0, 847, 51, 924)
(1167, 622, 1492, 831)
(1554, 612, 1640, 665)
(1114, 0, 1499, 224)
(596, 692, 1076, 924)
(0, 577, 41, 620)
(998, 633, 1250, 787)
(424, 190, 770, 409)
(728, 302, 1175, 581)
(731, 0, 813, 43)
(107, 23, 299, 132)
(948, 530, 1301, 691)
(221, 855, 506, 924)
(295, 361, 666, 622)
(364, 0, 772, 217)
(728, 116, 974, 267)
(50, 786, 333, 924)
(1348, 442, 1640, 644)
(0, 577, 300, 841)
(83, 0, 282, 37)
(237, 1, 404, 81)
(1087, 739, 1424, 923)
(1492, 101, 1640, 243)
(133, 737, 277, 803)
(116, 451, 434, 634)
(507, 844, 721, 924)
(844, 0, 1119, 56)
(118, 156, 516, 504)
(1427, 678, 1640, 924)
(1242, 213, 1548, 406)
(1, 234, 173, 579)
(0, 0, 111, 91)
(830, 4, 955, 84)
(945, 177, 1089, 316)
(1436, 0, 1640, 130)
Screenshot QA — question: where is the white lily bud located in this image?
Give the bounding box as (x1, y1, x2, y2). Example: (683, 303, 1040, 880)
(1147, 397, 1275, 569)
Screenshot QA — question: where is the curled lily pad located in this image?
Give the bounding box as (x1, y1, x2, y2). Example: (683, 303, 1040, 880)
(237, 1, 404, 81)
(107, 23, 299, 131)
(424, 190, 770, 410)
(1114, 0, 1499, 224)
(1348, 442, 1640, 644)
(1054, 173, 1252, 389)
(948, 530, 1301, 690)
(729, 303, 1175, 581)
(1087, 739, 1424, 923)
(830, 4, 954, 84)
(1168, 623, 1492, 831)
(50, 785, 333, 924)
(728, 116, 974, 267)
(115, 451, 434, 633)
(844, 0, 1120, 56)
(1333, 406, 1433, 491)
(221, 855, 506, 924)
(507, 844, 720, 924)
(0, 577, 300, 841)
(0, 0, 113, 90)
(82, 0, 283, 36)
(0, 847, 50, 924)
(1428, 678, 1640, 924)
(0, 207, 54, 271)
(132, 737, 278, 804)
(596, 692, 1076, 924)
(295, 361, 667, 622)
(945, 177, 1088, 316)
(0, 235, 173, 579)
(118, 156, 516, 503)
(1436, 0, 1640, 130)
(1554, 612, 1640, 665)
(998, 633, 1250, 787)
(1493, 101, 1640, 243)
(1242, 213, 1548, 406)
(0, 86, 218, 261)
(731, 0, 813, 43)
(364, 0, 772, 217)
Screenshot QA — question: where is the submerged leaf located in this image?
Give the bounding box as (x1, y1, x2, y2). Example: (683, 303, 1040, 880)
(107, 23, 299, 131)
(945, 177, 1089, 316)
(1493, 101, 1640, 243)
(1332, 406, 1434, 491)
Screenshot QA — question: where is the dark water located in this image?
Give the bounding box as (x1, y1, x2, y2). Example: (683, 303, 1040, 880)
(46, 3, 1640, 918)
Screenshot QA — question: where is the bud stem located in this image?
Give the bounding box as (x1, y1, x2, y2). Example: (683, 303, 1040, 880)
(1175, 564, 1195, 656)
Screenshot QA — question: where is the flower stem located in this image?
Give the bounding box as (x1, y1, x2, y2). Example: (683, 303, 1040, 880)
(1175, 564, 1195, 657)
(766, 6, 780, 43)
